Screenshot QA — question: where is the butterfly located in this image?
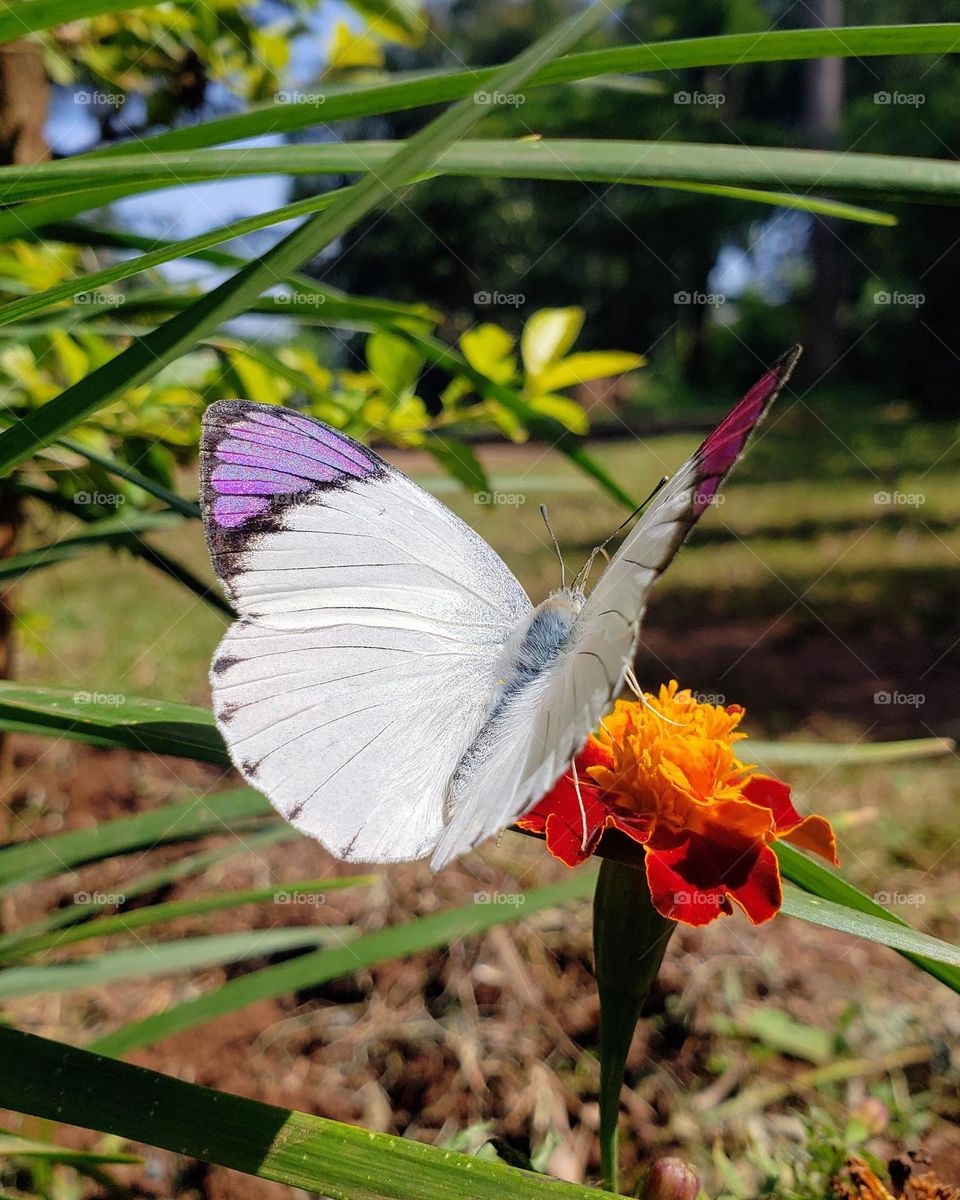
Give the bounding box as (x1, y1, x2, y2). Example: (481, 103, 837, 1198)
(200, 345, 800, 869)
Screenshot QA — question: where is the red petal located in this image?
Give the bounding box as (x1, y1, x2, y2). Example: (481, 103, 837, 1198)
(742, 775, 839, 865)
(645, 827, 782, 927)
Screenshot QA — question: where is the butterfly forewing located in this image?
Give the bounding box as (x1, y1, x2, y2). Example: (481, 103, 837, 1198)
(429, 346, 801, 866)
(201, 402, 531, 862)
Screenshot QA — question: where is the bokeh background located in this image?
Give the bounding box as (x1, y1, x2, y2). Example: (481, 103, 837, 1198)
(1, 2, 958, 1197)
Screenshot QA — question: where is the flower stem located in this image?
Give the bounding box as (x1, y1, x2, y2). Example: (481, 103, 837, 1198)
(593, 857, 676, 1193)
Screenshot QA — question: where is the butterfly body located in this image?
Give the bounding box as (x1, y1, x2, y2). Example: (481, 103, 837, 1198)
(199, 347, 801, 867)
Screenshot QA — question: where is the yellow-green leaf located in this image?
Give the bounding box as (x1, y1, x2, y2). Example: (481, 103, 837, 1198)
(526, 392, 589, 435)
(533, 350, 646, 394)
(520, 306, 584, 378)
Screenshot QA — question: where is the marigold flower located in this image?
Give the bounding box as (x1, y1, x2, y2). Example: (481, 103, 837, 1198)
(518, 681, 838, 926)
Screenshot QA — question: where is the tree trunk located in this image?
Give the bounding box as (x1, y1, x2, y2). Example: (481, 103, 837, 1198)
(0, 39, 50, 820)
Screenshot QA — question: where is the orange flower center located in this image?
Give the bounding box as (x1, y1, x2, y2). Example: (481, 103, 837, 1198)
(587, 682, 754, 836)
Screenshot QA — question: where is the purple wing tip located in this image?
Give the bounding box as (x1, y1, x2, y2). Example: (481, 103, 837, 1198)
(694, 345, 800, 512)
(201, 401, 381, 533)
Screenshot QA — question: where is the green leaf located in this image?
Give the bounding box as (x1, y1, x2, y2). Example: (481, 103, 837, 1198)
(88, 24, 960, 158)
(0, 1026, 620, 1199)
(525, 393, 589, 435)
(749, 737, 954, 765)
(0, 683, 228, 767)
(521, 307, 585, 378)
(0, 3, 611, 475)
(780, 884, 960, 969)
(593, 860, 676, 1193)
(0, 827, 294, 959)
(422, 436, 489, 494)
(0, 787, 270, 892)
(0, 877, 371, 963)
(0, 1135, 139, 1166)
(0, 511, 182, 582)
(0, 927, 356, 1000)
(777, 843, 960, 993)
(6, 140, 957, 208)
(91, 870, 597, 1057)
(532, 350, 646, 394)
(0, 0, 170, 41)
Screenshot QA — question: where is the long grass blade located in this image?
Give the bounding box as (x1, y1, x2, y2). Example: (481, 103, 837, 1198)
(0, 4, 613, 474)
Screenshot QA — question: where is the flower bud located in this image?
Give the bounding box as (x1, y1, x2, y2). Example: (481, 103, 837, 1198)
(638, 1156, 701, 1200)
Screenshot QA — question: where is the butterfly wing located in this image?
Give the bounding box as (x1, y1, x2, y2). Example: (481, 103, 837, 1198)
(201, 401, 531, 862)
(431, 346, 800, 867)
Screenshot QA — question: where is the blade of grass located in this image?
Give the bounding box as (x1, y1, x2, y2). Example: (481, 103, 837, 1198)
(0, 3, 614, 474)
(91, 870, 597, 1056)
(0, 1136, 139, 1166)
(0, 511, 182, 582)
(0, 926, 356, 1000)
(777, 842, 960, 992)
(3, 140, 955, 204)
(1, 876, 372, 962)
(0, 683, 228, 767)
(0, 1025, 621, 1199)
(749, 736, 955, 765)
(0, 0, 171, 41)
(88, 24, 960, 157)
(780, 885, 960, 968)
(0, 826, 294, 958)
(0, 787, 270, 892)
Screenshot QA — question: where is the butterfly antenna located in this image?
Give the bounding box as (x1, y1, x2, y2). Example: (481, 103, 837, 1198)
(625, 666, 685, 726)
(571, 758, 589, 851)
(540, 504, 566, 589)
(573, 475, 669, 593)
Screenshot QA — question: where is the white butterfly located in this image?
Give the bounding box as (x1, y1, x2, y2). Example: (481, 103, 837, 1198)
(200, 346, 799, 869)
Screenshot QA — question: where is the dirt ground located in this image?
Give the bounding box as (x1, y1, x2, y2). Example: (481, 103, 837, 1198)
(2, 598, 958, 1200)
